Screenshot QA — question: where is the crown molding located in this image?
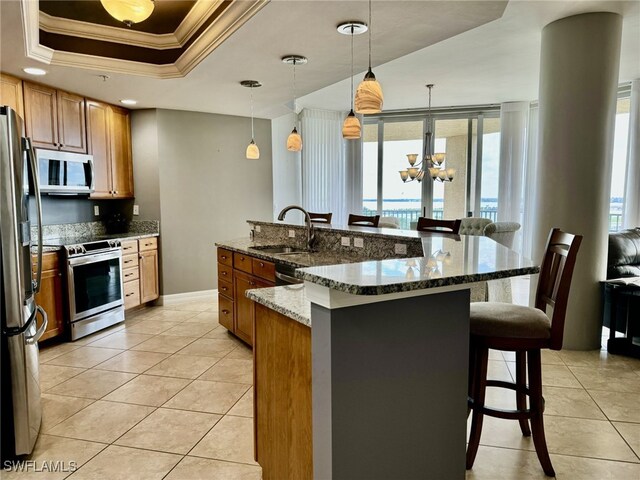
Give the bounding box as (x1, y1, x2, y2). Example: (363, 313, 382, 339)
(22, 0, 270, 79)
(39, 11, 181, 50)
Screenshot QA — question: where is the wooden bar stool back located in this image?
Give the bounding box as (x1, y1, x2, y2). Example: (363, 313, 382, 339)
(348, 214, 380, 227)
(416, 217, 462, 234)
(466, 228, 582, 477)
(308, 212, 333, 224)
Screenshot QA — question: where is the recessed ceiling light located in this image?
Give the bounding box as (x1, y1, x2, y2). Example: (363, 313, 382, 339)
(23, 67, 47, 76)
(120, 99, 137, 105)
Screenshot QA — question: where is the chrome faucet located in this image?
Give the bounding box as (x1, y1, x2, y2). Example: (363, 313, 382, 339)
(277, 205, 316, 251)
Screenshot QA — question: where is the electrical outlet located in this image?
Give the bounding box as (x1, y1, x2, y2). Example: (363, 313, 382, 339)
(341, 237, 351, 247)
(94, 205, 100, 216)
(288, 229, 296, 238)
(133, 204, 139, 215)
(256, 225, 261, 233)
(354, 237, 364, 248)
(395, 243, 407, 255)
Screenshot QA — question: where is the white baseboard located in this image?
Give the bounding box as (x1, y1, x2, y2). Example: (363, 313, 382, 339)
(158, 289, 217, 306)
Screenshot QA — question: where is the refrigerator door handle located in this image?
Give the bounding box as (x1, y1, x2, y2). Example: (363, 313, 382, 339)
(25, 306, 48, 345)
(2, 306, 37, 337)
(25, 137, 43, 294)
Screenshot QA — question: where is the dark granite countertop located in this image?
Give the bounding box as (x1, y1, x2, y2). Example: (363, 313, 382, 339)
(246, 285, 310, 326)
(34, 232, 159, 253)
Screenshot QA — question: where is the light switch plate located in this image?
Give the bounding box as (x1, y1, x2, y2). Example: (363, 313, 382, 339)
(256, 225, 261, 232)
(288, 229, 296, 238)
(94, 205, 100, 216)
(133, 205, 139, 215)
(395, 243, 407, 255)
(341, 237, 351, 247)
(354, 237, 364, 248)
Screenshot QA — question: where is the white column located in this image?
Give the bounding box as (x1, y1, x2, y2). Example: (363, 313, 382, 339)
(534, 12, 622, 350)
(623, 79, 640, 228)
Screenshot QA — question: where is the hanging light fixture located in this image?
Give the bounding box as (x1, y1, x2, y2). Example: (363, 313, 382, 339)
(354, 0, 383, 114)
(282, 55, 307, 152)
(100, 0, 155, 27)
(338, 21, 367, 139)
(240, 80, 261, 160)
(399, 84, 455, 184)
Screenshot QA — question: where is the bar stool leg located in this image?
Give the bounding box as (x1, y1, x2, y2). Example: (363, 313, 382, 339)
(466, 344, 488, 470)
(527, 349, 555, 477)
(468, 342, 477, 418)
(515, 350, 531, 436)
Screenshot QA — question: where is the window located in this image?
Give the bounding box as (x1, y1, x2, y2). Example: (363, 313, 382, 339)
(363, 108, 501, 228)
(610, 96, 630, 232)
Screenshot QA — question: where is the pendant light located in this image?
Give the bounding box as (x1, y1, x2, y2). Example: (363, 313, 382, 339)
(282, 55, 307, 152)
(100, 0, 155, 27)
(354, 0, 383, 114)
(240, 80, 261, 160)
(338, 22, 367, 139)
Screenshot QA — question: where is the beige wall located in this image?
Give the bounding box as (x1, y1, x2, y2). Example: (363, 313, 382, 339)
(132, 109, 273, 296)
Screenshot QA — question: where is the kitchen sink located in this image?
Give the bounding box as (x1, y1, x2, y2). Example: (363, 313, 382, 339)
(249, 246, 308, 255)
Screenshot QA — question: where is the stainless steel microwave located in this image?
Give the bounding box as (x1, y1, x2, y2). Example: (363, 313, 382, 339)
(36, 149, 94, 195)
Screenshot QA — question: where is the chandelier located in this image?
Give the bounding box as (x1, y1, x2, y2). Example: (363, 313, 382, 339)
(399, 84, 455, 183)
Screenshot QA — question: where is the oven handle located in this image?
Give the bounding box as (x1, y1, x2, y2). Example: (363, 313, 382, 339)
(68, 250, 122, 266)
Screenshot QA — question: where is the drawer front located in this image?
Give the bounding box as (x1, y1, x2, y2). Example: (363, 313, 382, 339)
(233, 252, 252, 274)
(123, 266, 139, 282)
(217, 248, 233, 267)
(218, 295, 234, 331)
(121, 240, 138, 254)
(122, 253, 139, 268)
(33, 252, 59, 272)
(252, 258, 275, 282)
(218, 277, 233, 299)
(139, 237, 158, 252)
(218, 263, 233, 282)
(124, 279, 141, 310)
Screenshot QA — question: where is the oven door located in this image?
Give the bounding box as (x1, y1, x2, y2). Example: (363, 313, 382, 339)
(68, 250, 123, 322)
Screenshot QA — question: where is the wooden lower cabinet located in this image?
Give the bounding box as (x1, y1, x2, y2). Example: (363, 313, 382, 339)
(123, 237, 160, 310)
(216, 247, 275, 346)
(33, 252, 65, 342)
(254, 303, 312, 479)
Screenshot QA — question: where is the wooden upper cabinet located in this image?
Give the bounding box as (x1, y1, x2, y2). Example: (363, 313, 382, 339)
(109, 105, 134, 198)
(56, 90, 86, 153)
(23, 81, 58, 150)
(23, 81, 87, 153)
(1, 73, 24, 118)
(87, 100, 113, 198)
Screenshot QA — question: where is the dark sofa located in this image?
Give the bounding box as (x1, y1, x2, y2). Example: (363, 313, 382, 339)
(603, 227, 640, 337)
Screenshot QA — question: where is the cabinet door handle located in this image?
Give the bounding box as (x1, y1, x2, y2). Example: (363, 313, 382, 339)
(114, 191, 119, 194)
(221, 271, 227, 276)
(259, 262, 264, 267)
(125, 273, 134, 278)
(144, 243, 152, 247)
(221, 255, 227, 260)
(222, 309, 230, 315)
(221, 286, 228, 291)
(125, 293, 134, 297)
(124, 259, 133, 264)
(249, 281, 256, 286)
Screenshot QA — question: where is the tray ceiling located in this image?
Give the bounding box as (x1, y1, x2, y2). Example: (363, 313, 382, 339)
(27, 0, 268, 78)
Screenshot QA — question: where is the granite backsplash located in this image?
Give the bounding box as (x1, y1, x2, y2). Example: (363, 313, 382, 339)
(32, 220, 160, 241)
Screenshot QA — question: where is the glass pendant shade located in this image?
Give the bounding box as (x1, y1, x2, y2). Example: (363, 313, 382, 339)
(342, 110, 361, 139)
(406, 154, 418, 166)
(246, 140, 259, 160)
(399, 170, 409, 182)
(355, 70, 383, 114)
(287, 127, 302, 152)
(433, 152, 446, 165)
(407, 167, 419, 180)
(100, 0, 154, 25)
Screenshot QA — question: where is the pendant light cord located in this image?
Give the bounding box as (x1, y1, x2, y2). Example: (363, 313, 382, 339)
(350, 25, 355, 109)
(292, 60, 297, 120)
(368, 0, 372, 69)
(250, 85, 255, 140)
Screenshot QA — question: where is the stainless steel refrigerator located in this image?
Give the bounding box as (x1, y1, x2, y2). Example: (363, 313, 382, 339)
(1, 105, 48, 459)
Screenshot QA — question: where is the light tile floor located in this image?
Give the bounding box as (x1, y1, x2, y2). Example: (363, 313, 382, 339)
(3, 294, 640, 479)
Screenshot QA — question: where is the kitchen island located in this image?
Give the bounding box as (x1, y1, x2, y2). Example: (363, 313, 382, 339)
(246, 233, 538, 480)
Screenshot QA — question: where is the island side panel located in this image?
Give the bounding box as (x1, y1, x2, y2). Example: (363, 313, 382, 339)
(312, 290, 470, 480)
(254, 303, 313, 480)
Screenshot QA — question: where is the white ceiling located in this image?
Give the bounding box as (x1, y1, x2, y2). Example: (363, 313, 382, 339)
(1, 1, 638, 119)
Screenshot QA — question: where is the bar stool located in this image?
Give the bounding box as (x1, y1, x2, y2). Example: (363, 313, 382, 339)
(309, 212, 332, 224)
(348, 214, 380, 227)
(466, 228, 582, 477)
(416, 217, 462, 234)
